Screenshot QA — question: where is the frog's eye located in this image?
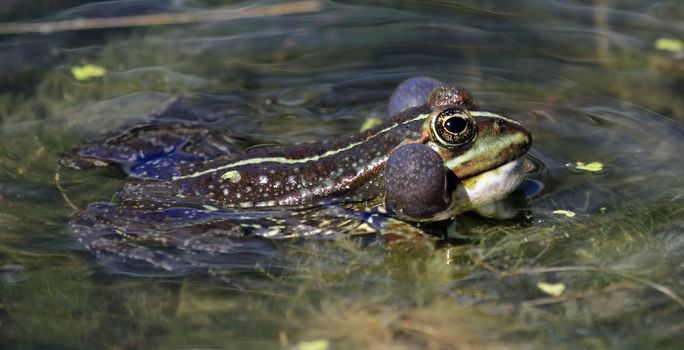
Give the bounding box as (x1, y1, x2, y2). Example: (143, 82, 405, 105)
(429, 107, 476, 147)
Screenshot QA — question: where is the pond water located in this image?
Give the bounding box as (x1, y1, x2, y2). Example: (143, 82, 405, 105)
(1, 1, 683, 349)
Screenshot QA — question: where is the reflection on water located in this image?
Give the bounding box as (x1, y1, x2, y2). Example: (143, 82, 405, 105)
(0, 1, 683, 349)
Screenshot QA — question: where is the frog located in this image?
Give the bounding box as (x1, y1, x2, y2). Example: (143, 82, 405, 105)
(59, 77, 532, 273)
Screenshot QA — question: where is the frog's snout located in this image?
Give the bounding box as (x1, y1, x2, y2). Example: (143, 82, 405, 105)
(493, 117, 532, 154)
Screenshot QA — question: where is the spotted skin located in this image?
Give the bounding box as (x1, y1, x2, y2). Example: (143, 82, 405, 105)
(167, 106, 430, 208)
(132, 106, 531, 211)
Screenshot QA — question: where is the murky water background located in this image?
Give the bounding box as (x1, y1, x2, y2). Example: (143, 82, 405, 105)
(1, 1, 683, 349)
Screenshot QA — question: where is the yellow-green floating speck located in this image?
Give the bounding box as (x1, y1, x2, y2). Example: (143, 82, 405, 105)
(575, 161, 604, 172)
(221, 170, 241, 183)
(71, 64, 107, 80)
(552, 209, 576, 218)
(296, 339, 330, 350)
(359, 117, 383, 132)
(655, 38, 683, 53)
(536, 281, 566, 297)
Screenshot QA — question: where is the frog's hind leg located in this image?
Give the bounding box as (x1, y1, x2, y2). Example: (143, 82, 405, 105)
(70, 202, 284, 274)
(70, 208, 197, 275)
(60, 98, 242, 180)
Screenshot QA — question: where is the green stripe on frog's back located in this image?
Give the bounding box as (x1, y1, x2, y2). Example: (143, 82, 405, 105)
(171, 106, 432, 208)
(469, 109, 522, 126)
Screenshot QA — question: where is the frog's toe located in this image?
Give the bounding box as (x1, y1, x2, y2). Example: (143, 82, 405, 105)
(384, 143, 449, 219)
(387, 77, 443, 117)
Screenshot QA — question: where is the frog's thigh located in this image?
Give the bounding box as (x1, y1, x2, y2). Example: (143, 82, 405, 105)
(384, 143, 449, 219)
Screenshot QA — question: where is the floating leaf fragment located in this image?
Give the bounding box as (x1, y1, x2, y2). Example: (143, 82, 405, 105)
(359, 117, 383, 132)
(536, 281, 565, 297)
(71, 64, 107, 80)
(575, 161, 604, 172)
(655, 38, 683, 53)
(221, 170, 241, 183)
(296, 339, 330, 350)
(552, 209, 576, 218)
(599, 207, 607, 214)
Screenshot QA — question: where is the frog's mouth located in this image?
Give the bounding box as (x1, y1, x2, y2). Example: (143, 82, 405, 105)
(408, 156, 529, 222)
(455, 156, 529, 209)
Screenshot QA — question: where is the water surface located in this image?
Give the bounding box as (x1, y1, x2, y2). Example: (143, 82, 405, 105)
(0, 1, 683, 349)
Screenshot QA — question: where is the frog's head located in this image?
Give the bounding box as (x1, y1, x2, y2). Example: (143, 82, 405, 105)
(383, 81, 534, 221)
(421, 105, 532, 220)
(385, 104, 532, 222)
(425, 106, 531, 180)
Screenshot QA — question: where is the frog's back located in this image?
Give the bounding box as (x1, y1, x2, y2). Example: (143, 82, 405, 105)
(169, 106, 431, 208)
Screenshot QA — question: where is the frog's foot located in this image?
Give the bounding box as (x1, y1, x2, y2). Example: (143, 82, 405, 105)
(383, 143, 450, 220)
(379, 217, 437, 250)
(60, 98, 242, 180)
(315, 205, 437, 250)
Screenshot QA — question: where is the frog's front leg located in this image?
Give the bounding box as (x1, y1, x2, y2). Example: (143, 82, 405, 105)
(383, 143, 450, 220)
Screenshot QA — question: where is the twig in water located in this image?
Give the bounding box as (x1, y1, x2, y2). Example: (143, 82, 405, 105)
(0, 1, 322, 35)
